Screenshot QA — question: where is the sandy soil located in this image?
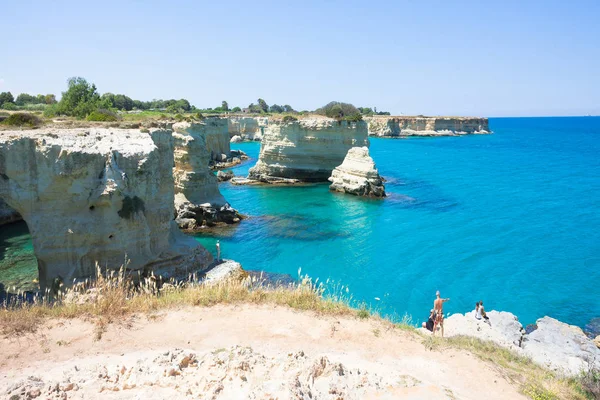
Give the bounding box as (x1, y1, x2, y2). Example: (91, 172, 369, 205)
(0, 304, 526, 399)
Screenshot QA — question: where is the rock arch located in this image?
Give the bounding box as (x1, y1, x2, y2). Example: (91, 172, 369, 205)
(0, 128, 211, 291)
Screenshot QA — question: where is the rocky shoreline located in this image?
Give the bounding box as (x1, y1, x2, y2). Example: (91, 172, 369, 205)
(420, 309, 600, 377)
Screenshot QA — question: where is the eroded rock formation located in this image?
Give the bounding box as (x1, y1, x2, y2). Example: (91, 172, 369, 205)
(0, 197, 21, 225)
(248, 118, 369, 183)
(366, 116, 489, 137)
(0, 128, 212, 290)
(227, 116, 268, 141)
(172, 122, 242, 229)
(197, 117, 248, 169)
(329, 147, 385, 197)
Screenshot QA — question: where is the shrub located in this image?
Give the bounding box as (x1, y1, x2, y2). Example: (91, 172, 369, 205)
(2, 112, 42, 127)
(86, 109, 119, 122)
(1, 102, 17, 111)
(196, 112, 205, 120)
(315, 101, 362, 121)
(43, 104, 58, 118)
(282, 115, 298, 123)
(174, 114, 185, 122)
(345, 113, 363, 122)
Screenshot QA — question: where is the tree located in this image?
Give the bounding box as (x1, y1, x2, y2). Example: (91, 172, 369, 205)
(15, 93, 37, 106)
(56, 77, 101, 118)
(257, 98, 268, 113)
(283, 104, 295, 113)
(0, 92, 14, 106)
(314, 101, 362, 121)
(44, 94, 57, 104)
(231, 106, 241, 112)
(221, 101, 229, 111)
(269, 104, 283, 113)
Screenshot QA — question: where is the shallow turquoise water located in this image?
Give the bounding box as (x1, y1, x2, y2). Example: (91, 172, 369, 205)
(1, 117, 599, 328)
(198, 117, 600, 327)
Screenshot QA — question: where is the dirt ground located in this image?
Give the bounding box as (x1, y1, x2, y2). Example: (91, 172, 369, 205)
(0, 304, 526, 399)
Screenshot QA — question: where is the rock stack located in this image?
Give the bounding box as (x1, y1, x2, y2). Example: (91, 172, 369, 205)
(328, 147, 386, 197)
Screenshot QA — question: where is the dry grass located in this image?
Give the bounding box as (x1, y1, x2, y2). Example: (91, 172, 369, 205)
(420, 334, 594, 400)
(1, 266, 597, 399)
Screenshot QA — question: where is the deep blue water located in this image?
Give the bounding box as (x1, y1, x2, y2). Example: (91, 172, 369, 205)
(1, 117, 599, 328)
(196, 117, 600, 328)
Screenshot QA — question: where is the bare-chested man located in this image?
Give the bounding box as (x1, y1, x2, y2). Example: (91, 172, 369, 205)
(432, 290, 450, 337)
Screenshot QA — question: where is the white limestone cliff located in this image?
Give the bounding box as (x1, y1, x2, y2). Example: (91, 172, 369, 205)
(248, 117, 369, 183)
(0, 127, 212, 291)
(366, 116, 490, 137)
(172, 122, 241, 229)
(329, 147, 386, 197)
(227, 116, 268, 141)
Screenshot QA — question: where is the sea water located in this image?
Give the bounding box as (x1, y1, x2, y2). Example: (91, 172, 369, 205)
(1, 117, 599, 328)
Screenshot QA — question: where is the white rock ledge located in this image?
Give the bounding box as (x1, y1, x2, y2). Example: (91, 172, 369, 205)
(329, 147, 386, 197)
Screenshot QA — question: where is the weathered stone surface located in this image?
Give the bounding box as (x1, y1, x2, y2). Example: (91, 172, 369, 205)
(523, 316, 600, 375)
(329, 147, 385, 197)
(248, 117, 369, 182)
(441, 311, 525, 349)
(227, 116, 268, 141)
(0, 128, 212, 290)
(594, 335, 600, 349)
(217, 170, 234, 182)
(366, 116, 490, 137)
(0, 197, 21, 225)
(172, 122, 242, 228)
(230, 135, 243, 143)
(202, 260, 244, 284)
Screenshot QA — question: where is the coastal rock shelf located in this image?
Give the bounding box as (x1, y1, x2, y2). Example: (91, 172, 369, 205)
(432, 311, 600, 376)
(0, 128, 212, 290)
(329, 147, 386, 197)
(248, 118, 370, 183)
(366, 116, 490, 137)
(172, 122, 242, 229)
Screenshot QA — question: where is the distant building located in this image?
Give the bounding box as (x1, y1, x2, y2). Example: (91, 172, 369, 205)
(242, 108, 250, 114)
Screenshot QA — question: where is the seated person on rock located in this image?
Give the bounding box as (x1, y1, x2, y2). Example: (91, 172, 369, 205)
(422, 309, 435, 332)
(475, 302, 482, 320)
(479, 300, 491, 325)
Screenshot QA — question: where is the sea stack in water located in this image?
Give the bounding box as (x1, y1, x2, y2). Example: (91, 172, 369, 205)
(0, 127, 212, 290)
(248, 117, 369, 183)
(328, 147, 386, 197)
(172, 121, 242, 229)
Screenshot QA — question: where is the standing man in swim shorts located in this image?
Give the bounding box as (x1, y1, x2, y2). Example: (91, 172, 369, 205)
(216, 240, 221, 262)
(433, 290, 450, 337)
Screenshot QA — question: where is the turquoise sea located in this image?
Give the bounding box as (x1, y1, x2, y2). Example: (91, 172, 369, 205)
(1, 117, 599, 329)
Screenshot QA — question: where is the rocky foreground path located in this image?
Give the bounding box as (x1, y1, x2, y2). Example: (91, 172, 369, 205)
(0, 304, 525, 399)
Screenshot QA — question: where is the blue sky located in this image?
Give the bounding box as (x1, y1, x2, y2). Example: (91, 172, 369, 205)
(1, 0, 599, 116)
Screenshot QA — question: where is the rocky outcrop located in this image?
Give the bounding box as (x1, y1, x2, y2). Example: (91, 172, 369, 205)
(172, 122, 242, 229)
(0, 197, 21, 225)
(227, 116, 268, 141)
(195, 117, 248, 169)
(428, 310, 600, 376)
(366, 116, 489, 137)
(0, 128, 212, 291)
(523, 317, 600, 375)
(216, 170, 234, 182)
(329, 147, 385, 197)
(248, 118, 369, 183)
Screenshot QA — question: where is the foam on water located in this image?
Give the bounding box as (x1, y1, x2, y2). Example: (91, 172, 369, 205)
(1, 117, 599, 328)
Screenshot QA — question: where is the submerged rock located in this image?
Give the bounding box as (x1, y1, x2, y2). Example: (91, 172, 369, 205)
(328, 147, 386, 197)
(0, 127, 212, 290)
(522, 316, 600, 375)
(172, 122, 242, 229)
(248, 117, 369, 182)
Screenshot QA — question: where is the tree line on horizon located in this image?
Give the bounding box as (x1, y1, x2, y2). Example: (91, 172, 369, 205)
(0, 77, 391, 121)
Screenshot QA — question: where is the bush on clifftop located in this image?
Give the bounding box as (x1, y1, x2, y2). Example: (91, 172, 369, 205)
(56, 77, 101, 119)
(86, 109, 119, 122)
(315, 101, 363, 122)
(2, 112, 42, 127)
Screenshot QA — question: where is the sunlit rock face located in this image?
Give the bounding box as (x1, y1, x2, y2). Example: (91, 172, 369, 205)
(0, 128, 212, 291)
(227, 116, 268, 141)
(248, 118, 370, 182)
(329, 147, 385, 197)
(0, 198, 21, 225)
(172, 122, 241, 229)
(366, 116, 489, 137)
